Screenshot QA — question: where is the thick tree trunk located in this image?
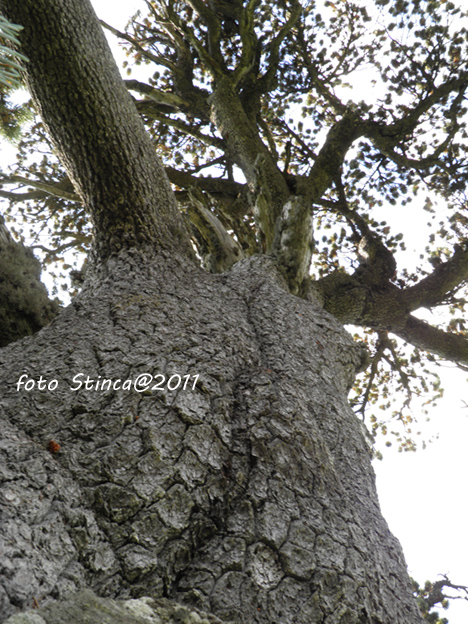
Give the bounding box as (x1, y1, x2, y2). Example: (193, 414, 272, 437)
(0, 251, 422, 623)
(0, 0, 192, 261)
(0, 0, 424, 621)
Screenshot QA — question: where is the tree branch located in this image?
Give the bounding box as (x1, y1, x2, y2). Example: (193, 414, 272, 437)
(301, 109, 364, 200)
(365, 95, 462, 172)
(185, 0, 223, 66)
(0, 189, 48, 201)
(312, 267, 468, 367)
(378, 72, 468, 139)
(394, 315, 468, 367)
(0, 174, 79, 202)
(164, 0, 224, 78)
(125, 79, 192, 111)
(166, 166, 244, 200)
(363, 74, 468, 169)
(100, 20, 177, 72)
(186, 187, 244, 272)
(402, 243, 468, 311)
(355, 331, 391, 417)
(257, 0, 302, 94)
(1, 167, 245, 212)
(135, 103, 225, 148)
(231, 0, 261, 88)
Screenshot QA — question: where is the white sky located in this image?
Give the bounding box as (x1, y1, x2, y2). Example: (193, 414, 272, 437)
(4, 0, 467, 620)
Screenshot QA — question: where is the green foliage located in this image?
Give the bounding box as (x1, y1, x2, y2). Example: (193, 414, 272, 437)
(0, 92, 31, 141)
(350, 329, 443, 454)
(0, 215, 59, 347)
(0, 14, 28, 89)
(412, 576, 468, 624)
(1, 118, 91, 294)
(0, 15, 31, 140)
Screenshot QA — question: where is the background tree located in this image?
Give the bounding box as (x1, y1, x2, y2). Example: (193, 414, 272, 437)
(0, 15, 57, 347)
(412, 576, 468, 624)
(0, 0, 468, 622)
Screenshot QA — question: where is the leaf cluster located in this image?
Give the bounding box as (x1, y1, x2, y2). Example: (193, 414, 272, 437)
(412, 576, 468, 624)
(0, 14, 28, 89)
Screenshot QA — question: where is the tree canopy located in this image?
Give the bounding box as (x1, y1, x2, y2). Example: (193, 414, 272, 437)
(2, 0, 468, 449)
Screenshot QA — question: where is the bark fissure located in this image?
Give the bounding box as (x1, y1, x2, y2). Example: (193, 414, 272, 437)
(0, 253, 423, 623)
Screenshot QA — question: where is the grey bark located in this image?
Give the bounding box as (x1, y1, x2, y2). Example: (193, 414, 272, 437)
(0, 252, 422, 624)
(0, 0, 424, 621)
(0, 0, 192, 261)
(4, 589, 232, 624)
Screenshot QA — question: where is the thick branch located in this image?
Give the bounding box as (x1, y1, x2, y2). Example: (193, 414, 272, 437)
(166, 167, 244, 200)
(272, 196, 314, 295)
(394, 315, 468, 367)
(269, 113, 365, 292)
(365, 118, 459, 172)
(186, 187, 244, 273)
(368, 133, 455, 171)
(311, 261, 468, 366)
(0, 189, 48, 202)
(402, 244, 468, 310)
(185, 0, 223, 67)
(2, 167, 245, 211)
(300, 109, 364, 201)
(167, 1, 223, 78)
(232, 0, 261, 88)
(208, 77, 290, 246)
(1, 0, 193, 260)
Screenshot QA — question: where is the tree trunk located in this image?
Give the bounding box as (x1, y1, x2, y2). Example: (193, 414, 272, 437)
(0, 0, 192, 261)
(0, 251, 421, 623)
(0, 0, 424, 621)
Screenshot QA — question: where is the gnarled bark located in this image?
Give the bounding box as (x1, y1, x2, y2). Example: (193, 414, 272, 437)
(0, 0, 425, 622)
(0, 253, 422, 623)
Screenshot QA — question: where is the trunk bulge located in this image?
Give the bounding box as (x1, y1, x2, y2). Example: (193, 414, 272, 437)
(0, 0, 424, 622)
(0, 253, 422, 623)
